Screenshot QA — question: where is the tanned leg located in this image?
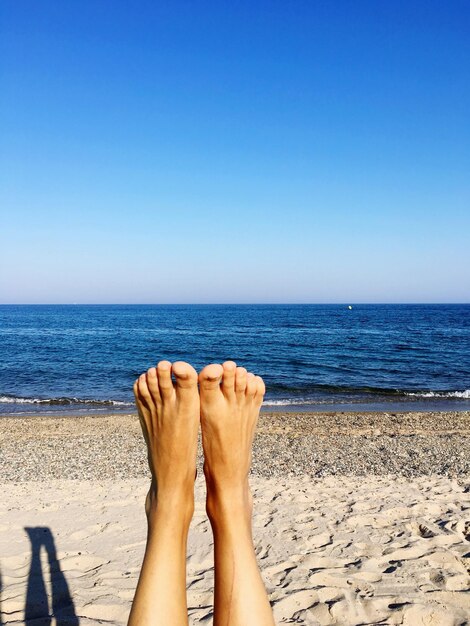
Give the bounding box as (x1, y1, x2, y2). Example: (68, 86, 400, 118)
(128, 360, 199, 626)
(199, 361, 275, 626)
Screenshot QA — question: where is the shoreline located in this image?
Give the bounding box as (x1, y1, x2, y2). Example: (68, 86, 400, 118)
(1, 408, 469, 430)
(2, 396, 470, 419)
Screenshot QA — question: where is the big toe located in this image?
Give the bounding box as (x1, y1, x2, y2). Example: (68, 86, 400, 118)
(199, 363, 224, 394)
(172, 361, 198, 400)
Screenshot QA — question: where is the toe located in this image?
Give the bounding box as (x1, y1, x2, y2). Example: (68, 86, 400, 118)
(173, 361, 198, 387)
(146, 367, 161, 403)
(235, 366, 247, 395)
(137, 372, 153, 407)
(157, 360, 174, 399)
(221, 361, 237, 397)
(173, 361, 198, 402)
(246, 372, 258, 398)
(135, 377, 151, 432)
(199, 363, 224, 392)
(255, 375, 266, 399)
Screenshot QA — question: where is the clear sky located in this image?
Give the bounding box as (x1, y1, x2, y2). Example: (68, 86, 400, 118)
(1, 1, 469, 303)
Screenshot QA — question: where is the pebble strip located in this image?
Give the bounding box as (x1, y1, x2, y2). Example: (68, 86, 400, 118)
(0, 411, 468, 482)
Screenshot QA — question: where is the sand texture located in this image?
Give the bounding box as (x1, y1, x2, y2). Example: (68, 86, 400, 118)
(0, 411, 469, 624)
(1, 477, 469, 625)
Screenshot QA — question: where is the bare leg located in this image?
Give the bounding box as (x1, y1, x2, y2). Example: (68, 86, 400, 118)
(199, 361, 275, 626)
(128, 360, 199, 626)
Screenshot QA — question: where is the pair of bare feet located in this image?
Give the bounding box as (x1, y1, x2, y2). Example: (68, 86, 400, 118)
(128, 361, 274, 626)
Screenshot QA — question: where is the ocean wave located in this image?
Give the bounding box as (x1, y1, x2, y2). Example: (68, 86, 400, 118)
(263, 398, 316, 406)
(267, 382, 404, 396)
(264, 389, 470, 405)
(0, 395, 132, 406)
(405, 390, 470, 399)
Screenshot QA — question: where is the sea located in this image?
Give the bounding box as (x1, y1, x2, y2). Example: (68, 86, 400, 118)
(0, 304, 469, 415)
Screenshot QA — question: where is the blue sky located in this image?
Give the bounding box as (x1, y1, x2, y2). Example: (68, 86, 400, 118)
(1, 1, 469, 303)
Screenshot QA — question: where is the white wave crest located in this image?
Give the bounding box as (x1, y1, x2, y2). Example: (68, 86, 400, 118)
(0, 396, 40, 404)
(0, 395, 132, 406)
(263, 398, 315, 406)
(405, 390, 470, 399)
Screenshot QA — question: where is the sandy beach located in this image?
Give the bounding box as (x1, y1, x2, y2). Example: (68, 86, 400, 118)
(3, 0, 470, 621)
(1, 411, 469, 625)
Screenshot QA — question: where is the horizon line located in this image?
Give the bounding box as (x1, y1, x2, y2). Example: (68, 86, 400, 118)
(1, 302, 469, 307)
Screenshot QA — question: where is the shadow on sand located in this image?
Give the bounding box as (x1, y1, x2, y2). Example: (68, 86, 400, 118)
(24, 527, 79, 625)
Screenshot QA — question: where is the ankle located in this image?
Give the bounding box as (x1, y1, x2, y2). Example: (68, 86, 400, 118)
(146, 483, 195, 527)
(205, 478, 253, 527)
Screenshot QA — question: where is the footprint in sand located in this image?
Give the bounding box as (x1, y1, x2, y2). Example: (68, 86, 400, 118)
(427, 550, 468, 574)
(382, 543, 431, 563)
(263, 562, 297, 587)
(294, 600, 335, 625)
(309, 571, 352, 589)
(272, 588, 321, 623)
(346, 578, 375, 598)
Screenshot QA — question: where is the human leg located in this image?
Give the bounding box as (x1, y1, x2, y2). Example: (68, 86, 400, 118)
(199, 361, 275, 626)
(128, 360, 199, 626)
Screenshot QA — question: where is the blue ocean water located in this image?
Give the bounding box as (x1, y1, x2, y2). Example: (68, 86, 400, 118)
(0, 304, 469, 415)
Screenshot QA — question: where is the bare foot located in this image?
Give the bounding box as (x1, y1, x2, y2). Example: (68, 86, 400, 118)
(198, 361, 265, 517)
(133, 360, 199, 522)
(199, 362, 274, 626)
